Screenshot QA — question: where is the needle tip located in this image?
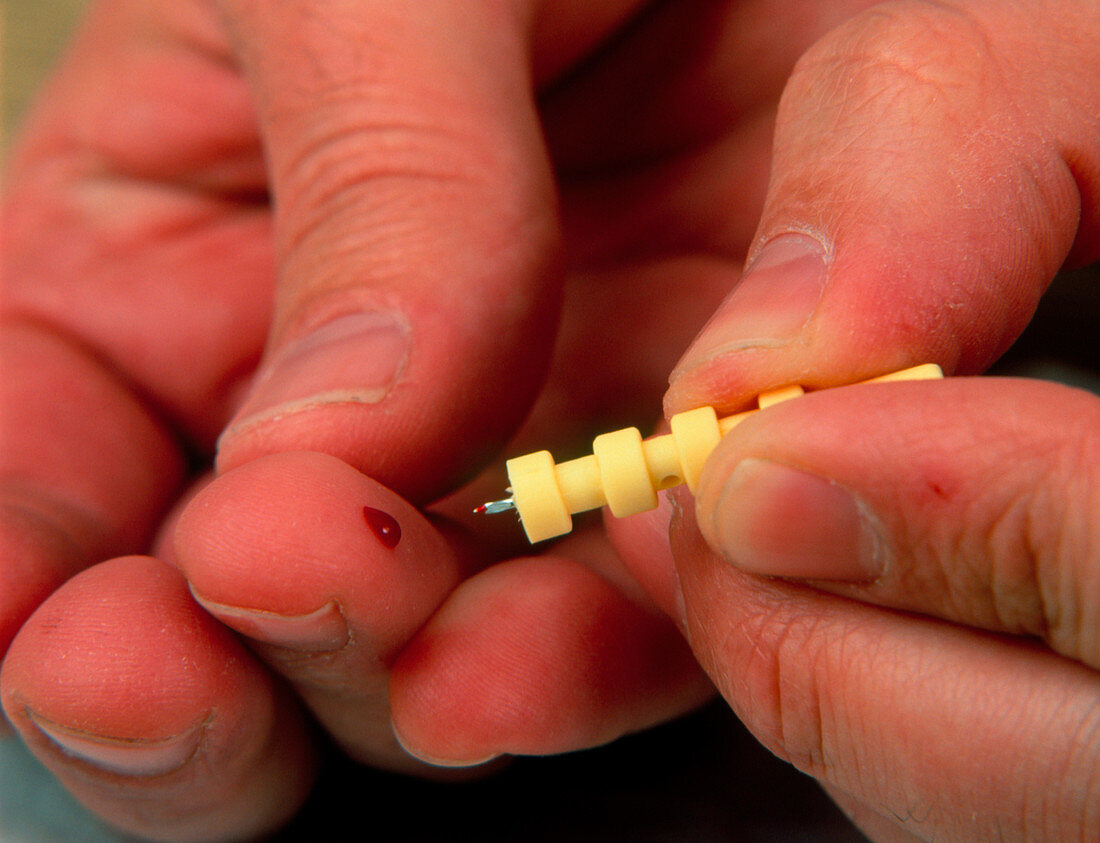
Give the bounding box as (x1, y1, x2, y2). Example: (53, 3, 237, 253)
(474, 498, 515, 515)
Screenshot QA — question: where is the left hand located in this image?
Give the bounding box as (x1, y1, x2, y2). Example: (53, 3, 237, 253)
(2, 0, 813, 836)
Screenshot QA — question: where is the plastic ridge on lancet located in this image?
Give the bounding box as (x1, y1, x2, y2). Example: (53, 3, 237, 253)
(479, 363, 943, 543)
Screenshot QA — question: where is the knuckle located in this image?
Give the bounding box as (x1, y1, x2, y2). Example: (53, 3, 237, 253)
(270, 96, 554, 306)
(925, 459, 1059, 640)
(977, 479, 1049, 635)
(1038, 699, 1100, 838)
(713, 593, 847, 779)
(276, 107, 492, 255)
(782, 2, 1003, 149)
(1038, 420, 1100, 667)
(967, 411, 1100, 666)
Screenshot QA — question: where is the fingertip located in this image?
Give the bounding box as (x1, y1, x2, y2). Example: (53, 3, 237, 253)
(687, 376, 1100, 666)
(390, 723, 502, 770)
(212, 301, 558, 505)
(211, 0, 564, 502)
(173, 451, 477, 769)
(3, 557, 259, 750)
(1, 556, 316, 841)
(390, 557, 712, 765)
(175, 451, 463, 660)
(668, 233, 827, 389)
(665, 2, 1094, 416)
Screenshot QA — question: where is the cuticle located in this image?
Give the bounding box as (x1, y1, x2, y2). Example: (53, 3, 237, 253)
(745, 228, 831, 272)
(190, 585, 354, 655)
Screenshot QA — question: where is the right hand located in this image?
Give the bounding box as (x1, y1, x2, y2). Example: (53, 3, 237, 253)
(611, 1, 1100, 839)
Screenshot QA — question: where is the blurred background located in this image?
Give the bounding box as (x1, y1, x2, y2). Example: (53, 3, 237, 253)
(3, 2, 1097, 842)
(4, 0, 86, 148)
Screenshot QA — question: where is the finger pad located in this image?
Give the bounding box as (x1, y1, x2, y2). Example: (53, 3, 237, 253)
(391, 557, 710, 763)
(2, 556, 264, 739)
(175, 452, 462, 659)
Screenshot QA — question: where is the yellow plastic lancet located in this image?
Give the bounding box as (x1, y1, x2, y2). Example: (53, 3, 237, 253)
(500, 363, 943, 543)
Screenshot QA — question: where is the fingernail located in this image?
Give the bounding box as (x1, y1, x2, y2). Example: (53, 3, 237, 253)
(190, 590, 350, 653)
(708, 458, 885, 582)
(671, 233, 827, 377)
(392, 725, 500, 769)
(225, 311, 409, 436)
(26, 709, 205, 777)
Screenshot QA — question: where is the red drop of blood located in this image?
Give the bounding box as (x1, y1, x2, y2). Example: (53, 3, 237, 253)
(362, 506, 401, 549)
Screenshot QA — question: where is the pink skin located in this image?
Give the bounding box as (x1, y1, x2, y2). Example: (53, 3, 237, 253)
(3, 0, 1099, 840)
(0, 557, 315, 841)
(609, 1, 1100, 838)
(170, 452, 712, 771)
(172, 452, 471, 773)
(2, 1, 798, 810)
(390, 556, 713, 766)
(0, 326, 184, 659)
(611, 378, 1100, 839)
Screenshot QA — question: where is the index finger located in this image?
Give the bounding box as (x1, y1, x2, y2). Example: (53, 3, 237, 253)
(692, 376, 1100, 668)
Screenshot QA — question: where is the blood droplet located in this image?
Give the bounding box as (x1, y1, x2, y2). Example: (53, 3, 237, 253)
(363, 506, 401, 549)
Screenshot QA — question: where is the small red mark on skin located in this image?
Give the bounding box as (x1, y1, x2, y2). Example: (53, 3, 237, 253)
(363, 506, 401, 549)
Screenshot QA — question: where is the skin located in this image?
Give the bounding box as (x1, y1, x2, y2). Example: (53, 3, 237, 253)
(1, 0, 1098, 840)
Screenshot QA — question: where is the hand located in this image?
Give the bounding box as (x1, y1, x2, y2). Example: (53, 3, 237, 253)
(0, 0, 825, 836)
(610, 1, 1100, 839)
(5, 1, 1094, 839)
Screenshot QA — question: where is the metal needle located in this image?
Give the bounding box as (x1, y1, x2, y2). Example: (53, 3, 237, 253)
(473, 498, 516, 515)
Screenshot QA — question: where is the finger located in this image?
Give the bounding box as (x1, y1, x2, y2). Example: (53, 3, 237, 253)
(0, 556, 315, 842)
(389, 556, 713, 766)
(0, 324, 183, 660)
(667, 500, 1100, 840)
(172, 451, 468, 773)
(692, 377, 1100, 669)
(151, 473, 214, 566)
(3, 0, 272, 446)
(214, 0, 560, 502)
(2, 0, 265, 662)
(601, 493, 684, 623)
(667, 0, 1100, 414)
(821, 784, 924, 843)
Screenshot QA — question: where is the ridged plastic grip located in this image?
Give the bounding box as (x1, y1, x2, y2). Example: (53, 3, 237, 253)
(505, 364, 942, 542)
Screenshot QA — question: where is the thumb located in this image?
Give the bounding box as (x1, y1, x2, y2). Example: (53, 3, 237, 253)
(215, 0, 559, 502)
(666, 0, 1100, 414)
